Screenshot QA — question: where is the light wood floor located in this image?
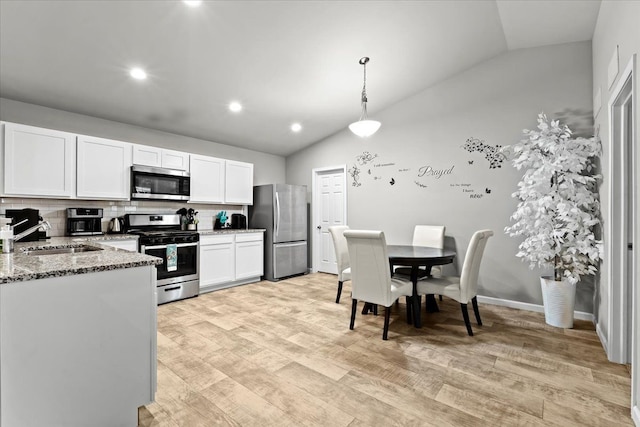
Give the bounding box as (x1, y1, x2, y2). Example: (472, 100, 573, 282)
(139, 273, 633, 426)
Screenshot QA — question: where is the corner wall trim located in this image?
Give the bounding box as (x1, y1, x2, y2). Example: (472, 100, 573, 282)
(596, 321, 609, 355)
(476, 295, 595, 322)
(632, 405, 639, 426)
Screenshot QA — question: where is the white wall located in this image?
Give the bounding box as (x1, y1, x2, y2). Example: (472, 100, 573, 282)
(0, 97, 286, 185)
(592, 0, 640, 421)
(286, 41, 595, 312)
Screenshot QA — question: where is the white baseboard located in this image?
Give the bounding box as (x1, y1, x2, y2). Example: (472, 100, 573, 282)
(596, 321, 609, 352)
(632, 404, 639, 426)
(476, 295, 595, 322)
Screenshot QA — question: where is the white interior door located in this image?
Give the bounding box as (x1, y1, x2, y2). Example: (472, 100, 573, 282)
(607, 59, 636, 365)
(312, 166, 347, 273)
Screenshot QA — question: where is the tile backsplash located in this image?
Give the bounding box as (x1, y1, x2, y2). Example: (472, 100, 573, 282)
(0, 197, 246, 237)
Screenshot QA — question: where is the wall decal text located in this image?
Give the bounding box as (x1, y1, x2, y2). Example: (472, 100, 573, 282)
(417, 165, 455, 179)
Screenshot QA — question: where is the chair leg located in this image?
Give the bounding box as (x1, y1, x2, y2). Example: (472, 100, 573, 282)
(373, 305, 378, 316)
(460, 303, 473, 336)
(350, 299, 358, 330)
(413, 293, 421, 327)
(405, 296, 413, 324)
(472, 296, 482, 325)
(439, 295, 443, 301)
(335, 281, 344, 304)
(383, 306, 391, 340)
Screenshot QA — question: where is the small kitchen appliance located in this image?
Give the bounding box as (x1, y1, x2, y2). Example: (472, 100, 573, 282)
(124, 213, 199, 305)
(131, 165, 190, 201)
(231, 213, 247, 230)
(66, 208, 103, 236)
(107, 217, 124, 234)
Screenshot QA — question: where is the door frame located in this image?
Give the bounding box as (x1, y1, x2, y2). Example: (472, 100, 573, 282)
(311, 165, 348, 273)
(606, 56, 636, 366)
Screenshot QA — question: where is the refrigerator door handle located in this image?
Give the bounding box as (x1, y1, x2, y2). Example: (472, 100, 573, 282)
(275, 191, 280, 239)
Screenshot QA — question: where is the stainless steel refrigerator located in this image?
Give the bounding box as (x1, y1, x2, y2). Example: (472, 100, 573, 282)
(249, 184, 307, 281)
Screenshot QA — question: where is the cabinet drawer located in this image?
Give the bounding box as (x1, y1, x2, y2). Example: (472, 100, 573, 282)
(200, 234, 234, 245)
(235, 233, 263, 243)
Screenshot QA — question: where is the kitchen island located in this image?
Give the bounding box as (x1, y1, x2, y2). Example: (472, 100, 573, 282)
(0, 237, 162, 427)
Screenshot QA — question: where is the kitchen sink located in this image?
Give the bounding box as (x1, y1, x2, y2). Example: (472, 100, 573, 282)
(22, 245, 104, 256)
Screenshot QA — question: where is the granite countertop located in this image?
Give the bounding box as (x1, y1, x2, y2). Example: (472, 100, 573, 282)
(1, 235, 161, 284)
(198, 228, 265, 235)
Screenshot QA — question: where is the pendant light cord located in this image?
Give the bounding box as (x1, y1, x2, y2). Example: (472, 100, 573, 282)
(360, 59, 369, 121)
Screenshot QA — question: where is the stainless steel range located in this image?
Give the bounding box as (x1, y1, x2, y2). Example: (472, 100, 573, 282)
(124, 214, 199, 305)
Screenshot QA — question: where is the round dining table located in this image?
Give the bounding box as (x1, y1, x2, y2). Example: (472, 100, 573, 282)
(387, 245, 456, 328)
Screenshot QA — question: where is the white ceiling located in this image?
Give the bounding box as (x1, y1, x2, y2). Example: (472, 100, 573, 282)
(0, 0, 601, 157)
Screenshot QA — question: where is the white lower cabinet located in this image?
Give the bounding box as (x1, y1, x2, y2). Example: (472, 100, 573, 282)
(199, 234, 235, 290)
(199, 232, 264, 293)
(0, 266, 156, 427)
(235, 233, 264, 280)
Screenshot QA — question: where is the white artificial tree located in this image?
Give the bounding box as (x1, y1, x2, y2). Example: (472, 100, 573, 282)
(505, 113, 603, 285)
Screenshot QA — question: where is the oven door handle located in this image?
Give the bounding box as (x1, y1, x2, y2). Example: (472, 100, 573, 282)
(143, 242, 198, 250)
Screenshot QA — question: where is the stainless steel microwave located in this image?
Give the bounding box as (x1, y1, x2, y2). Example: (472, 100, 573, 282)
(131, 165, 190, 201)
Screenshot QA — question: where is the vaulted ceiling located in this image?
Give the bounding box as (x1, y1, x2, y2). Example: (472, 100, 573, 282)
(0, 1, 601, 156)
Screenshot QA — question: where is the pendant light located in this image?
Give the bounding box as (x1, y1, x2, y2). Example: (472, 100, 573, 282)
(349, 57, 381, 138)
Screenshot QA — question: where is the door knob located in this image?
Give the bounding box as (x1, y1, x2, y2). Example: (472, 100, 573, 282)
(317, 225, 322, 230)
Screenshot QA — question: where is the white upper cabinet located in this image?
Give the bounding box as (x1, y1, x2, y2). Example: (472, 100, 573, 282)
(132, 145, 189, 171)
(161, 149, 189, 171)
(225, 160, 254, 205)
(132, 144, 161, 167)
(189, 154, 225, 203)
(76, 135, 132, 200)
(2, 122, 76, 198)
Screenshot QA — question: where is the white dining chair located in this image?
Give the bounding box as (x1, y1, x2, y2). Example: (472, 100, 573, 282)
(344, 230, 413, 340)
(416, 229, 493, 336)
(328, 225, 351, 304)
(394, 225, 446, 278)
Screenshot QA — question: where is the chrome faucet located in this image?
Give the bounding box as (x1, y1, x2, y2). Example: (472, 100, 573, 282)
(14, 220, 51, 242)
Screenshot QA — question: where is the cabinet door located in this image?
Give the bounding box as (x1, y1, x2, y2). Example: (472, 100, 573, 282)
(2, 122, 76, 198)
(161, 149, 189, 171)
(132, 144, 162, 167)
(235, 233, 264, 280)
(189, 154, 225, 203)
(199, 236, 235, 287)
(225, 160, 254, 204)
(77, 136, 132, 200)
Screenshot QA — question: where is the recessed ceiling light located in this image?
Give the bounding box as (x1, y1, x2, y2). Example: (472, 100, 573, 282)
(229, 102, 242, 113)
(129, 68, 147, 80)
(291, 123, 302, 133)
(183, 0, 202, 6)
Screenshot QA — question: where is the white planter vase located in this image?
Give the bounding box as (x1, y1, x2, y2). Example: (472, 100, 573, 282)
(540, 276, 576, 328)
